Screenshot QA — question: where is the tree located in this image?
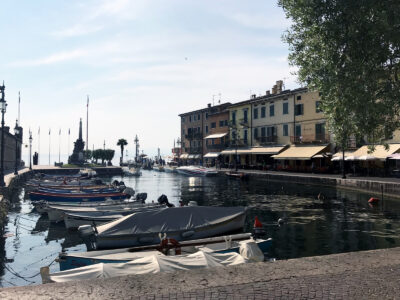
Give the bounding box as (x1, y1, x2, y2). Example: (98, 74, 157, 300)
(84, 149, 92, 161)
(279, 0, 400, 151)
(104, 149, 115, 165)
(92, 149, 100, 164)
(117, 139, 128, 165)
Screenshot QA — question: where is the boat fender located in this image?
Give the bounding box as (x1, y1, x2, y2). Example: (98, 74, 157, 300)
(239, 241, 264, 262)
(368, 197, 379, 204)
(160, 238, 181, 255)
(181, 231, 195, 238)
(224, 235, 232, 249)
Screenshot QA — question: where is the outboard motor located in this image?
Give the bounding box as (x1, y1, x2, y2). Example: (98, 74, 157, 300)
(135, 193, 147, 203)
(123, 187, 135, 198)
(157, 194, 175, 207)
(78, 225, 97, 251)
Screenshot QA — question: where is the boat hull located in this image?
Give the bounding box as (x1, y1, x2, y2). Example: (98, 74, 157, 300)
(29, 191, 129, 202)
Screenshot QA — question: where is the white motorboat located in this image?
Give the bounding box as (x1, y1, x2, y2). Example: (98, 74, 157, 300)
(46, 201, 161, 223)
(176, 166, 218, 177)
(79, 206, 247, 250)
(122, 167, 142, 176)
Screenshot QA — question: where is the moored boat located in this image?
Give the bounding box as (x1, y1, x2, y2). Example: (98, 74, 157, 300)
(29, 190, 131, 203)
(57, 233, 271, 271)
(79, 206, 247, 250)
(176, 166, 218, 177)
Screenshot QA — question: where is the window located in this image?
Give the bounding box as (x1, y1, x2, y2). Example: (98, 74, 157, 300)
(198, 140, 201, 147)
(211, 139, 215, 145)
(205, 125, 208, 133)
(182, 128, 185, 135)
(243, 109, 248, 123)
(261, 106, 266, 118)
(211, 122, 216, 128)
(261, 127, 266, 137)
(193, 115, 196, 121)
(232, 111, 236, 125)
(232, 131, 236, 140)
(205, 113, 208, 119)
(219, 120, 224, 127)
(253, 108, 258, 119)
(295, 104, 304, 116)
(197, 114, 200, 120)
(316, 101, 322, 113)
(295, 124, 301, 137)
(267, 126, 275, 137)
(283, 102, 288, 115)
(315, 123, 325, 137)
(244, 129, 248, 144)
(270, 104, 275, 117)
(188, 128, 192, 134)
(283, 124, 288, 136)
(224, 120, 228, 126)
(297, 95, 302, 100)
(254, 128, 258, 138)
(182, 117, 185, 122)
(189, 116, 192, 122)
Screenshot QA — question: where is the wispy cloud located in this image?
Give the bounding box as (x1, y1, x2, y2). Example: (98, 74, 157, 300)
(9, 49, 87, 67)
(53, 23, 104, 38)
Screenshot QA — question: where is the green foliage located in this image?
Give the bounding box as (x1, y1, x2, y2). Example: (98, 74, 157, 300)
(91, 149, 115, 165)
(279, 0, 400, 149)
(117, 138, 128, 164)
(84, 149, 92, 160)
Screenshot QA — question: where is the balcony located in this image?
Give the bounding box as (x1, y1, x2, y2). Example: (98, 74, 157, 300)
(184, 147, 202, 154)
(239, 118, 249, 127)
(184, 132, 203, 140)
(255, 136, 277, 144)
(229, 139, 248, 147)
(207, 143, 229, 151)
(290, 134, 330, 144)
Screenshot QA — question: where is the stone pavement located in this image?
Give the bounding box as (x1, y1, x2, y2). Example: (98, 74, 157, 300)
(1, 247, 399, 299)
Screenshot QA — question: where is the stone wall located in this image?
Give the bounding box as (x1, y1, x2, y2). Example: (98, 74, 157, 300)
(0, 127, 22, 172)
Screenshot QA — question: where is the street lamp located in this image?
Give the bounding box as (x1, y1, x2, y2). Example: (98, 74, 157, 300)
(14, 120, 19, 175)
(0, 82, 7, 187)
(29, 130, 33, 170)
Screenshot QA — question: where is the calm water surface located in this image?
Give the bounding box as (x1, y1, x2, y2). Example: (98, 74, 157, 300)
(1, 170, 400, 287)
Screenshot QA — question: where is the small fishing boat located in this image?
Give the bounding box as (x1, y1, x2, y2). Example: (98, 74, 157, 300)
(29, 190, 132, 203)
(79, 206, 247, 250)
(63, 204, 165, 229)
(176, 166, 218, 177)
(57, 233, 271, 271)
(41, 241, 265, 283)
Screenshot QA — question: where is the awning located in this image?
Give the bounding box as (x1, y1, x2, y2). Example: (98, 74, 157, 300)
(204, 152, 221, 158)
(188, 154, 195, 159)
(221, 146, 285, 155)
(204, 133, 228, 139)
(351, 144, 400, 161)
(331, 151, 355, 161)
(180, 154, 189, 159)
(188, 154, 201, 159)
(272, 145, 329, 160)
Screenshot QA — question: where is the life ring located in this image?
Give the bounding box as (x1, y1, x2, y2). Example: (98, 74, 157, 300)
(159, 238, 181, 255)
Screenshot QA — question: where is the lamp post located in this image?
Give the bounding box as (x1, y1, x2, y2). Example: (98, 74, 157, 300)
(14, 120, 19, 175)
(29, 130, 33, 170)
(0, 82, 7, 187)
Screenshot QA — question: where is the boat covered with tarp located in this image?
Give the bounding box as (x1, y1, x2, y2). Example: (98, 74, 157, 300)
(79, 206, 247, 250)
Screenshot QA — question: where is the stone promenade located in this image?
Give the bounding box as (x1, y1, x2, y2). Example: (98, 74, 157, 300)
(1, 247, 399, 299)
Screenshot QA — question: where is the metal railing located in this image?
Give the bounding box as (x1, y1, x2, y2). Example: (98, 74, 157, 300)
(185, 132, 203, 140)
(255, 136, 278, 144)
(290, 134, 330, 144)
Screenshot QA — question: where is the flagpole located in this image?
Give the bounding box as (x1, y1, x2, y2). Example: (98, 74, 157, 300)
(58, 128, 61, 163)
(68, 128, 70, 162)
(49, 129, 51, 166)
(38, 127, 40, 165)
(18, 91, 20, 125)
(86, 96, 89, 156)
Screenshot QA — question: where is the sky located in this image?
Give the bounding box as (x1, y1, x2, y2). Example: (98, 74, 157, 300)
(0, 0, 298, 165)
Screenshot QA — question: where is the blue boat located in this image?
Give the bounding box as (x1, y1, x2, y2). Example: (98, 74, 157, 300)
(58, 233, 272, 271)
(36, 187, 118, 194)
(29, 190, 130, 202)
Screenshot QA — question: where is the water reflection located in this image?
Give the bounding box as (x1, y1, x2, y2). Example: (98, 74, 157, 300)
(0, 170, 400, 286)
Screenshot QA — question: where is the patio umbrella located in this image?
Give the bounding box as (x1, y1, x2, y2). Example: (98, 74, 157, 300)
(356, 155, 377, 161)
(388, 153, 400, 160)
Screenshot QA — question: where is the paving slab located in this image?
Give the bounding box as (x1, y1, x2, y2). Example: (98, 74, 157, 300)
(1, 247, 399, 299)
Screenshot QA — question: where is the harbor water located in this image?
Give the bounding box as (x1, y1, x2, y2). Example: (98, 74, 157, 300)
(1, 170, 400, 287)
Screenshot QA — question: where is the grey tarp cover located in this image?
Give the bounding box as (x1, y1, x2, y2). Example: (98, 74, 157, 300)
(97, 206, 246, 237)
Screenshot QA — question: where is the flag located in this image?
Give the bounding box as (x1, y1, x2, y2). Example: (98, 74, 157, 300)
(68, 128, 70, 135)
(38, 127, 40, 135)
(87, 96, 89, 107)
(49, 129, 51, 135)
(59, 128, 61, 135)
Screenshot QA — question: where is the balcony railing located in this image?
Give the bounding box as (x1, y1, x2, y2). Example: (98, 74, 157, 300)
(239, 118, 249, 126)
(255, 136, 277, 144)
(290, 134, 330, 144)
(207, 143, 229, 150)
(184, 147, 202, 154)
(184, 132, 203, 140)
(229, 139, 248, 147)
